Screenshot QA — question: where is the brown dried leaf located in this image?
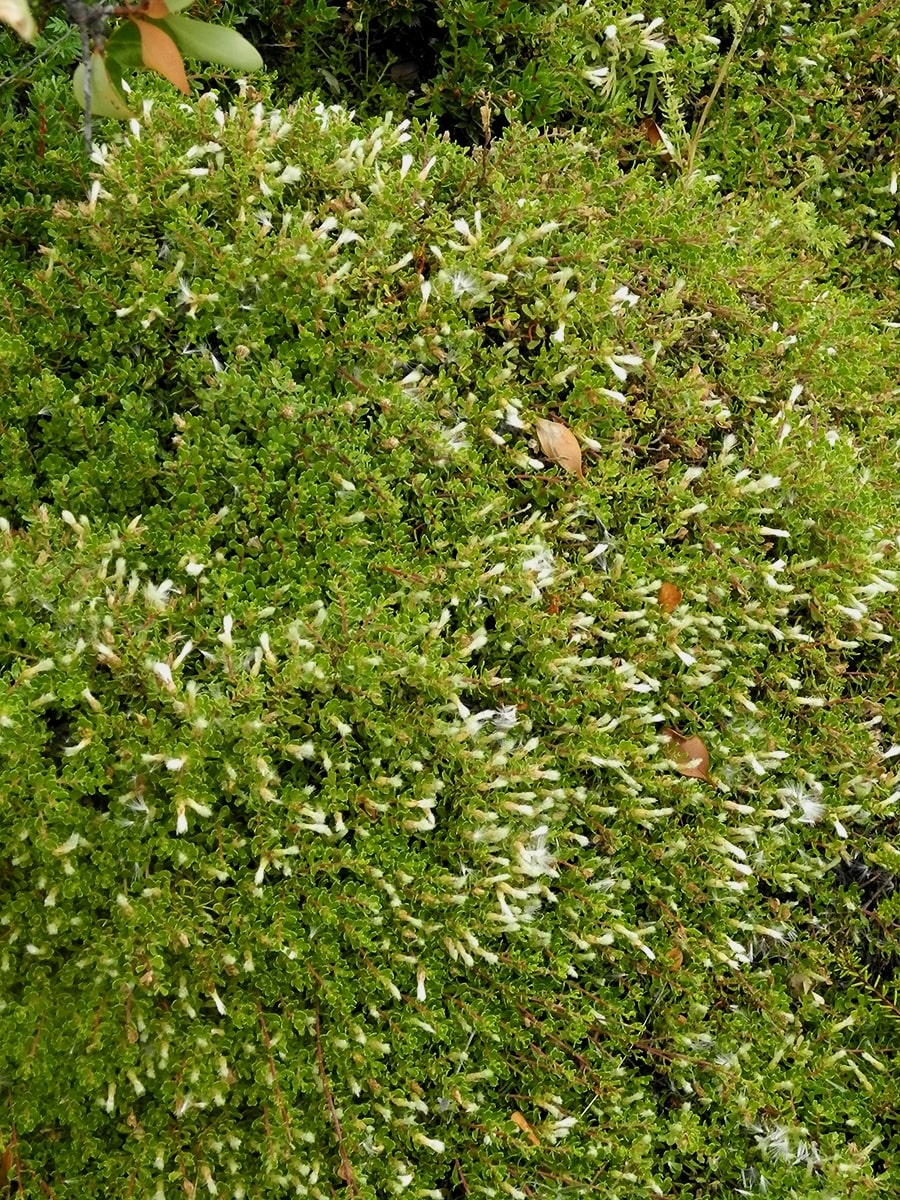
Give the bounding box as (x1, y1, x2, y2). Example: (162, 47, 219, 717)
(658, 582, 682, 613)
(511, 1111, 540, 1146)
(535, 418, 583, 479)
(642, 117, 662, 146)
(0, 1146, 11, 1190)
(662, 727, 710, 781)
(132, 17, 190, 94)
(666, 945, 684, 971)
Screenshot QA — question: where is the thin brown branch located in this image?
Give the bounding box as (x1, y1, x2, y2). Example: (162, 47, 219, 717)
(256, 1002, 294, 1148)
(314, 1002, 358, 1196)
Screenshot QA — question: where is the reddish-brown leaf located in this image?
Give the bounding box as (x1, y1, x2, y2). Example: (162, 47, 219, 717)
(662, 727, 710, 781)
(535, 418, 583, 478)
(642, 117, 662, 146)
(132, 17, 190, 94)
(511, 1111, 540, 1146)
(142, 0, 170, 16)
(0, 1146, 11, 1189)
(658, 581, 682, 613)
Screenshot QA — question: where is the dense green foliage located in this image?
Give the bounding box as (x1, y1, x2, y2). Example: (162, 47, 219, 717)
(2, 83, 900, 1196)
(2, 1, 900, 1197)
(5, 0, 898, 302)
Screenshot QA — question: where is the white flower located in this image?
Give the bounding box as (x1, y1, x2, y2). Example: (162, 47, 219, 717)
(778, 780, 825, 824)
(218, 615, 234, 649)
(492, 705, 518, 732)
(583, 67, 610, 87)
(608, 284, 639, 314)
(413, 1133, 445, 1153)
(516, 826, 558, 878)
(449, 271, 479, 298)
(464, 709, 498, 735)
(755, 1125, 819, 1168)
(185, 141, 223, 160)
(546, 1115, 577, 1143)
(755, 1125, 792, 1163)
(523, 543, 555, 588)
(144, 578, 177, 609)
(418, 155, 437, 181)
(63, 729, 91, 758)
(153, 662, 175, 691)
(640, 16, 666, 50)
(436, 421, 468, 453)
(53, 832, 82, 856)
(502, 403, 525, 429)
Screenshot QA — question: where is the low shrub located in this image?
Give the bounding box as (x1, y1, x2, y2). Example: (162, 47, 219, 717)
(180, 0, 900, 302)
(2, 88, 900, 1197)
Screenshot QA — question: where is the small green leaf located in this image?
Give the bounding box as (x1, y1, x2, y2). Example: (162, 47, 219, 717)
(73, 53, 135, 120)
(154, 15, 263, 71)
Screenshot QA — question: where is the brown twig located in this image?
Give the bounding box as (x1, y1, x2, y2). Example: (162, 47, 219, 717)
(370, 563, 426, 584)
(256, 1003, 294, 1148)
(455, 1159, 470, 1195)
(314, 1002, 358, 1196)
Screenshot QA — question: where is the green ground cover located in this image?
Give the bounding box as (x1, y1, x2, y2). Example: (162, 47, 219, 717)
(2, 3, 900, 1197)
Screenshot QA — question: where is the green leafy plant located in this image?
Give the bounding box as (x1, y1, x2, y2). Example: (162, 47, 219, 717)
(1, 0, 262, 147)
(3, 84, 900, 1196)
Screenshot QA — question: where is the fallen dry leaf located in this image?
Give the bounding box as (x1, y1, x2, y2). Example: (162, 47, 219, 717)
(642, 117, 662, 146)
(662, 727, 710, 781)
(666, 945, 684, 971)
(535, 418, 583, 479)
(658, 582, 682, 613)
(511, 1111, 540, 1146)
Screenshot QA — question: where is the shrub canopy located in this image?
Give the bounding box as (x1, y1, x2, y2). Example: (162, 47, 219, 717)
(2, 88, 900, 1197)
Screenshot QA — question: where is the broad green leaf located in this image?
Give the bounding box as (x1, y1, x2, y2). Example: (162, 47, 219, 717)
(163, 0, 195, 11)
(73, 53, 135, 120)
(0, 0, 36, 42)
(105, 21, 147, 71)
(155, 14, 263, 71)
